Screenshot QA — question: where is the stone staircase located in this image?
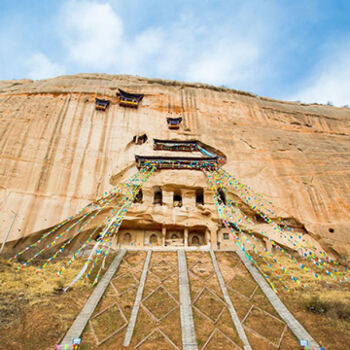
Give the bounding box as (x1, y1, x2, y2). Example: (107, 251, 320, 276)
(59, 249, 320, 350)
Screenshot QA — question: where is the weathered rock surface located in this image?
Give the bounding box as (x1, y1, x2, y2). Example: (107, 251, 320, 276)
(0, 74, 349, 258)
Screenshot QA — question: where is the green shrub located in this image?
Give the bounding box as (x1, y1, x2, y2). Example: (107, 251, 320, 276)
(305, 296, 327, 314)
(305, 296, 350, 321)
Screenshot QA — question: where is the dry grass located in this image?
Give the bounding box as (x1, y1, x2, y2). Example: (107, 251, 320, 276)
(187, 252, 224, 298)
(195, 288, 224, 321)
(188, 252, 243, 349)
(1, 250, 349, 349)
(251, 251, 350, 349)
(79, 251, 146, 350)
(0, 256, 95, 350)
(91, 304, 126, 340)
(130, 252, 182, 349)
(143, 287, 177, 319)
(216, 252, 300, 349)
(244, 307, 285, 344)
(0, 257, 86, 302)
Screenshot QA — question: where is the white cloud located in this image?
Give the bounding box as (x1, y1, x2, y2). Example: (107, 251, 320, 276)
(185, 40, 261, 86)
(56, 0, 273, 88)
(5, 0, 348, 102)
(287, 41, 350, 106)
(59, 1, 123, 68)
(26, 53, 65, 80)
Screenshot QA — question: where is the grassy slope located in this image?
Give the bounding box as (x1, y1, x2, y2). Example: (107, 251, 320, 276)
(0, 251, 349, 349)
(252, 251, 350, 349)
(0, 257, 94, 350)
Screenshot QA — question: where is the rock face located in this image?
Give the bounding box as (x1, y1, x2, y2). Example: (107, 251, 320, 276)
(0, 74, 350, 259)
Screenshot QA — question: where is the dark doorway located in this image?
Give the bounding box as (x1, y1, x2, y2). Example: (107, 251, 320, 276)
(217, 188, 226, 204)
(153, 186, 163, 205)
(134, 189, 143, 203)
(195, 188, 204, 205)
(173, 191, 182, 207)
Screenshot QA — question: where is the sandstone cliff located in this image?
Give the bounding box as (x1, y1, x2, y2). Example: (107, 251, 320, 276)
(0, 74, 349, 258)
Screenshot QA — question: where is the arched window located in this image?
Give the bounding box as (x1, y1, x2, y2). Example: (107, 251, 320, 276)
(149, 234, 158, 244)
(217, 188, 226, 205)
(173, 191, 182, 207)
(195, 188, 204, 205)
(122, 232, 131, 244)
(191, 235, 200, 245)
(153, 186, 162, 205)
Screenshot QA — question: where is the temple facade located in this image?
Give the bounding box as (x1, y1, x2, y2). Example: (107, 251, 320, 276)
(110, 137, 238, 250)
(112, 169, 236, 250)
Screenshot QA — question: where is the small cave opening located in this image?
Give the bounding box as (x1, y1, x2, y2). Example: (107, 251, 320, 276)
(173, 191, 183, 207)
(328, 228, 335, 233)
(195, 188, 204, 206)
(133, 189, 143, 203)
(132, 134, 148, 145)
(95, 231, 103, 241)
(153, 186, 163, 205)
(217, 188, 226, 205)
(254, 214, 266, 223)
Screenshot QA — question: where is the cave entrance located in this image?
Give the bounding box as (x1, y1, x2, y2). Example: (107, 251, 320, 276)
(153, 186, 163, 205)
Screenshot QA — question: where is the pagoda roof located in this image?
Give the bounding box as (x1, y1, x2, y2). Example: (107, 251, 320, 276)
(135, 155, 218, 170)
(95, 98, 110, 106)
(117, 88, 144, 101)
(136, 155, 216, 161)
(153, 139, 197, 145)
(167, 117, 182, 123)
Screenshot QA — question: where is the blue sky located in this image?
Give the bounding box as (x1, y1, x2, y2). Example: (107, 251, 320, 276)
(0, 0, 350, 105)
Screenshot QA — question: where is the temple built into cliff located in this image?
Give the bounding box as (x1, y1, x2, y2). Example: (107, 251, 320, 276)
(117, 88, 144, 108)
(1, 74, 349, 260)
(2, 74, 350, 350)
(167, 117, 182, 129)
